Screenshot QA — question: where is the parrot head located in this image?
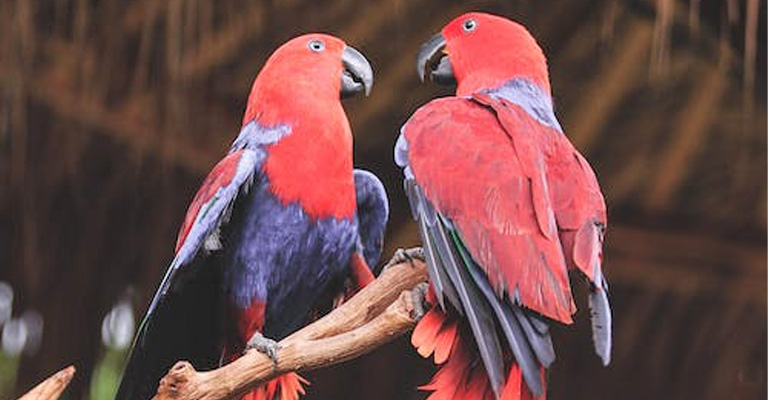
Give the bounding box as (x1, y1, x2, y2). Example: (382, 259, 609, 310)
(242, 33, 373, 126)
(416, 12, 550, 96)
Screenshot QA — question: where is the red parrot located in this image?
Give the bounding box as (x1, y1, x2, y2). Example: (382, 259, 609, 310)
(116, 34, 388, 400)
(395, 12, 611, 400)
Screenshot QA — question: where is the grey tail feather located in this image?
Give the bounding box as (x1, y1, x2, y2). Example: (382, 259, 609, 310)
(462, 253, 545, 397)
(429, 216, 506, 397)
(589, 284, 612, 366)
(523, 311, 550, 335)
(511, 307, 555, 368)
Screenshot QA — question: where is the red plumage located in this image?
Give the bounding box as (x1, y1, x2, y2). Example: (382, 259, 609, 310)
(405, 97, 577, 322)
(413, 306, 544, 400)
(241, 34, 356, 221)
(441, 12, 551, 97)
(403, 12, 610, 400)
(173, 34, 365, 400)
(221, 299, 308, 400)
(471, 91, 607, 284)
(175, 150, 245, 253)
(117, 32, 381, 400)
(175, 151, 243, 252)
(237, 374, 309, 400)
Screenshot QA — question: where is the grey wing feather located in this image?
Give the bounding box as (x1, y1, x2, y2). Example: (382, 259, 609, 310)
(590, 270, 612, 366)
(397, 130, 525, 396)
(405, 179, 462, 314)
(416, 216, 452, 312)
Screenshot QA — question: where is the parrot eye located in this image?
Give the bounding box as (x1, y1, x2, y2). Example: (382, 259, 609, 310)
(462, 19, 477, 32)
(308, 39, 326, 53)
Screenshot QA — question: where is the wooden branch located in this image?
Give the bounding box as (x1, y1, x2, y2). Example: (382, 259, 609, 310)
(17, 366, 75, 400)
(152, 260, 427, 400)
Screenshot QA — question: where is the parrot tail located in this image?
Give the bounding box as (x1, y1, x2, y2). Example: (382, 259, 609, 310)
(223, 334, 309, 400)
(239, 373, 309, 400)
(412, 305, 546, 400)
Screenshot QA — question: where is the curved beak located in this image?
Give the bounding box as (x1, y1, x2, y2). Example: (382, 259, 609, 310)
(416, 33, 455, 85)
(341, 45, 374, 98)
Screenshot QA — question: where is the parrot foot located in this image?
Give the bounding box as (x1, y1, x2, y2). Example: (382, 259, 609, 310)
(245, 332, 281, 371)
(383, 247, 425, 270)
(410, 282, 430, 321)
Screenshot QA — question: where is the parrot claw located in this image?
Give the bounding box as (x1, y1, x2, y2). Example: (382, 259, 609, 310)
(245, 332, 281, 371)
(383, 247, 425, 270)
(410, 282, 430, 321)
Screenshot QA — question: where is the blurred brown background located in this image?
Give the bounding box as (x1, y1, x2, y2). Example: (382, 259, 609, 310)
(0, 0, 766, 399)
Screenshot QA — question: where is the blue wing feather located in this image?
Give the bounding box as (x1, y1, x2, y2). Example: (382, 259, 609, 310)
(353, 169, 389, 268)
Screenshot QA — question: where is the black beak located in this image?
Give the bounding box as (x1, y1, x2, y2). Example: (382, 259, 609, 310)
(416, 33, 455, 85)
(341, 45, 373, 98)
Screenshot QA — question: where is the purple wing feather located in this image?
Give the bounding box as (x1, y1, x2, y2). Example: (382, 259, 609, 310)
(353, 169, 389, 268)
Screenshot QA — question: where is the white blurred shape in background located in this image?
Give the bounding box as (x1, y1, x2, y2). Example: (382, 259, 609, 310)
(101, 300, 135, 350)
(0, 282, 12, 326)
(21, 310, 44, 356)
(1, 318, 26, 357)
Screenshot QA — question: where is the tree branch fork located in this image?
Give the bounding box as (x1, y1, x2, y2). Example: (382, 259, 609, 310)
(18, 260, 428, 400)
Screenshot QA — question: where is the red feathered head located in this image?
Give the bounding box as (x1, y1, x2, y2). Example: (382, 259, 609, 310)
(417, 12, 551, 96)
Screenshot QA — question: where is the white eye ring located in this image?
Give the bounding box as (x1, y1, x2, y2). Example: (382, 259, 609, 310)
(308, 39, 325, 52)
(463, 19, 477, 32)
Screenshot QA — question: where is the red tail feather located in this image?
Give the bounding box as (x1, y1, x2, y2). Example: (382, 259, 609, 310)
(238, 373, 309, 400)
(413, 307, 546, 400)
(224, 299, 309, 400)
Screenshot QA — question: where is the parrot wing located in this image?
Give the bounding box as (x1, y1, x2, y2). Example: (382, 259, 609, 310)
(353, 169, 389, 268)
(154, 148, 262, 320)
(116, 148, 263, 400)
(473, 90, 612, 365)
(398, 96, 576, 397)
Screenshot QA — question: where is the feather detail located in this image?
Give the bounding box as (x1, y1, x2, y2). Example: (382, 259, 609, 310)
(420, 334, 471, 400)
(402, 97, 575, 322)
(406, 179, 463, 314)
(349, 252, 375, 290)
(499, 364, 546, 400)
(353, 169, 389, 268)
(433, 319, 459, 364)
(500, 364, 523, 400)
(589, 278, 612, 366)
(573, 221, 603, 282)
(418, 327, 548, 400)
(240, 373, 309, 400)
(512, 307, 555, 368)
(458, 233, 546, 395)
(412, 307, 447, 358)
(430, 216, 506, 397)
(400, 36, 611, 397)
(411, 304, 460, 364)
